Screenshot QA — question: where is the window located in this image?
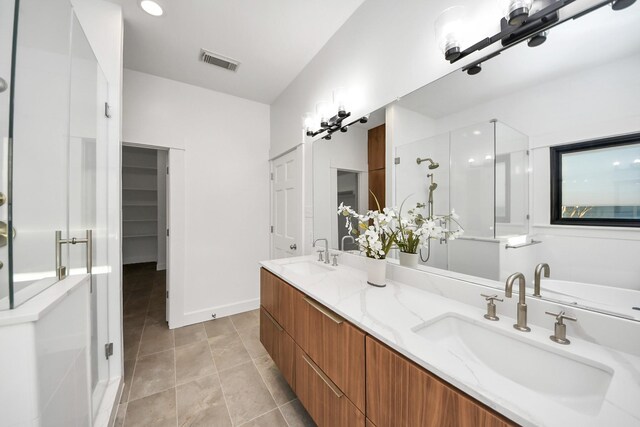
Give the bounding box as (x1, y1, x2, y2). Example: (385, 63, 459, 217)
(550, 133, 640, 227)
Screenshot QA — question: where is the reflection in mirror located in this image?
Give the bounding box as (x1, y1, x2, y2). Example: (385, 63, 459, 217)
(393, 119, 529, 278)
(313, 3, 640, 321)
(390, 3, 640, 320)
(313, 108, 385, 251)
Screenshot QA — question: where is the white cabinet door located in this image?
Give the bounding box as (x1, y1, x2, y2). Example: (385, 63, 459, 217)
(271, 149, 301, 259)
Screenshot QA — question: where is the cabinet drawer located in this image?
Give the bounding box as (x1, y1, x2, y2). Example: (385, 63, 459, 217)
(260, 268, 297, 335)
(366, 336, 516, 427)
(259, 307, 295, 389)
(260, 268, 278, 318)
(295, 345, 365, 427)
(294, 293, 365, 411)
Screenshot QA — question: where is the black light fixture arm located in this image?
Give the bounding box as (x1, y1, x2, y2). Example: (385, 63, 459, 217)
(452, 0, 577, 66)
(306, 112, 369, 141)
(452, 0, 624, 75)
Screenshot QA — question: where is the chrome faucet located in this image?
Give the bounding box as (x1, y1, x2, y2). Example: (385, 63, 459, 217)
(341, 235, 355, 251)
(313, 238, 330, 264)
(533, 263, 550, 297)
(504, 272, 530, 332)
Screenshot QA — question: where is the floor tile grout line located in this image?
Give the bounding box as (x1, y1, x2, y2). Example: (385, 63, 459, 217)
(122, 268, 165, 418)
(205, 332, 234, 426)
(174, 344, 178, 427)
(236, 407, 283, 427)
(231, 314, 280, 425)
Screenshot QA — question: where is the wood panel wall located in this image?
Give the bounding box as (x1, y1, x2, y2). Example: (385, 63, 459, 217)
(368, 124, 386, 210)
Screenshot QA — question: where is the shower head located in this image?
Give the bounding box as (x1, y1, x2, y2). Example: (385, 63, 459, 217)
(429, 182, 438, 191)
(416, 157, 440, 169)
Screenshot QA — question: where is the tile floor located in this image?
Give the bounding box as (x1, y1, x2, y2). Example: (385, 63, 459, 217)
(116, 263, 315, 427)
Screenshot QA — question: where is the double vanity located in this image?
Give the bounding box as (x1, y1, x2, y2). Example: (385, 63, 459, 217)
(259, 254, 640, 427)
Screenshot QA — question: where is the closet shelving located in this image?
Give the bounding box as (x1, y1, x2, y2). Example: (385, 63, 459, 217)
(122, 147, 159, 264)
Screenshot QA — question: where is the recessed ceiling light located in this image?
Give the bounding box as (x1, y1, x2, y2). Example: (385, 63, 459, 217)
(473, 130, 482, 135)
(140, 0, 163, 16)
(634, 159, 640, 164)
(485, 155, 493, 160)
(468, 158, 475, 163)
(613, 161, 621, 166)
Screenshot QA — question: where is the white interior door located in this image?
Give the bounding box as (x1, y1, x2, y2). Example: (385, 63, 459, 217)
(271, 149, 300, 258)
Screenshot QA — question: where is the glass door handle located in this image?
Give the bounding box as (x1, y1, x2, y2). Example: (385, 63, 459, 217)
(0, 221, 16, 247)
(55, 229, 93, 280)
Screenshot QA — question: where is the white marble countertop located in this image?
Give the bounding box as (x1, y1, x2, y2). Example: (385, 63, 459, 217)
(260, 255, 640, 427)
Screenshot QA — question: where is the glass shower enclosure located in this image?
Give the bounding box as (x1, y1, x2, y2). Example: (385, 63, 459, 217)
(394, 120, 529, 278)
(1, 0, 113, 416)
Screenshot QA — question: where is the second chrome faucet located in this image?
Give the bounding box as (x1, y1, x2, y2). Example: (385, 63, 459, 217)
(505, 272, 530, 332)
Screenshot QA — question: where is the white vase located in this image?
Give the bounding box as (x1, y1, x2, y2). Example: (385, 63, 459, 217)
(366, 257, 387, 287)
(399, 251, 418, 269)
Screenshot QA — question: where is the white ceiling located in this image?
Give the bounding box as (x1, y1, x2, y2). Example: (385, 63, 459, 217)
(107, 0, 365, 104)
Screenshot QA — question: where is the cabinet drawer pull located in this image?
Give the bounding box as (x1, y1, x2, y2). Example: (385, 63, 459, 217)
(263, 309, 283, 332)
(303, 297, 343, 324)
(302, 352, 344, 398)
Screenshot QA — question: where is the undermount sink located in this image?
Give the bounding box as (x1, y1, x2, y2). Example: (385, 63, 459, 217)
(412, 314, 613, 415)
(281, 260, 334, 276)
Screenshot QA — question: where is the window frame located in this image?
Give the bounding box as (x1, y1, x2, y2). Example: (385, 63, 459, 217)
(550, 133, 640, 228)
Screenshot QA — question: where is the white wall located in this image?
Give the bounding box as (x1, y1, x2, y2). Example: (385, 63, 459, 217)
(122, 69, 270, 327)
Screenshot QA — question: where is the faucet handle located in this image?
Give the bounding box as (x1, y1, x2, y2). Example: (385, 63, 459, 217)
(545, 311, 577, 345)
(331, 253, 340, 267)
(481, 294, 503, 303)
(545, 310, 577, 324)
(316, 249, 324, 262)
(481, 294, 502, 321)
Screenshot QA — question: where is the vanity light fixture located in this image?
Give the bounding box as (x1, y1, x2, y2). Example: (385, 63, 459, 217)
(435, 6, 468, 61)
(611, 0, 636, 10)
(304, 89, 368, 140)
(499, 0, 534, 26)
(140, 0, 163, 16)
(437, 0, 631, 75)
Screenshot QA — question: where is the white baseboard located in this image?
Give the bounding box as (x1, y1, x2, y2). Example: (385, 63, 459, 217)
(169, 297, 260, 329)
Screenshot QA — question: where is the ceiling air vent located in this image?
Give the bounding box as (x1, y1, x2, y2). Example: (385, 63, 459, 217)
(200, 49, 240, 72)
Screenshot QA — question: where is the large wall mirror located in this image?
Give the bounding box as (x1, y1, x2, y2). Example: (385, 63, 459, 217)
(312, 3, 640, 321)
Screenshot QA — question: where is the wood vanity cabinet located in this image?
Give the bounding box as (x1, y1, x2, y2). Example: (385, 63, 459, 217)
(293, 290, 366, 412)
(260, 268, 278, 318)
(295, 345, 365, 427)
(259, 268, 296, 333)
(259, 307, 295, 388)
(365, 336, 517, 427)
(259, 269, 297, 388)
(259, 268, 517, 427)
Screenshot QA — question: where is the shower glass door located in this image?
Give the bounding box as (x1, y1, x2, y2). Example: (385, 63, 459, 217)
(67, 13, 111, 414)
(11, 0, 72, 304)
(0, 0, 15, 309)
(7, 0, 112, 415)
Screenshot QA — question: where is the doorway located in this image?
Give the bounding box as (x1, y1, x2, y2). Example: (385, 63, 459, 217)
(121, 145, 169, 324)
